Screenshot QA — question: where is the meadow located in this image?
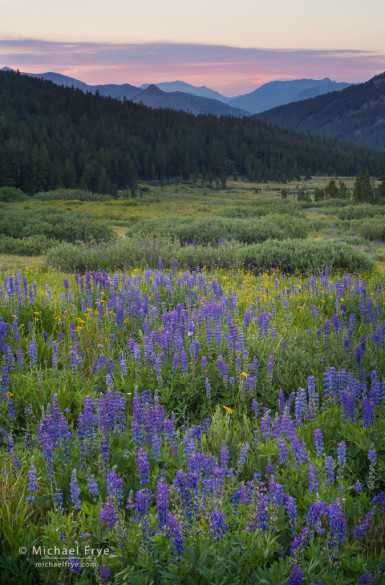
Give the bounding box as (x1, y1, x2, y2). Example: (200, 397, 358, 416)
(1, 179, 385, 585)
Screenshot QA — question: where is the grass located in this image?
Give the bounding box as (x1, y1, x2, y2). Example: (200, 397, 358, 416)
(1, 178, 385, 584)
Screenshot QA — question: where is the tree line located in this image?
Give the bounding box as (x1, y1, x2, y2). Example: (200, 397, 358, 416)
(1, 70, 385, 195)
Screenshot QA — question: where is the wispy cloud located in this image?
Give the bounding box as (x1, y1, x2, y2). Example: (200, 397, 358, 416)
(1, 40, 384, 95)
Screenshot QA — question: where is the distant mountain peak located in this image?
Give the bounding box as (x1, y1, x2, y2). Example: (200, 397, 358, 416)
(1, 66, 14, 72)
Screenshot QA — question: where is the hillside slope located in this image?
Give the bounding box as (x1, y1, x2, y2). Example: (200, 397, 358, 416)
(256, 72, 385, 150)
(1, 70, 384, 195)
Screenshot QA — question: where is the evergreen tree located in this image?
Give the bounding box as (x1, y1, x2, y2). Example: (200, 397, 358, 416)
(353, 170, 375, 203)
(324, 179, 339, 199)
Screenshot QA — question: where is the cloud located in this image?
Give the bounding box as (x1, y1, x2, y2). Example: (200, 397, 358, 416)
(1, 40, 384, 95)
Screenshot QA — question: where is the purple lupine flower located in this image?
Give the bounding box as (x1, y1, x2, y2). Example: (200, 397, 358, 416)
(362, 397, 375, 429)
(156, 477, 169, 529)
(211, 509, 229, 541)
(325, 456, 335, 484)
(54, 488, 64, 511)
(368, 449, 377, 490)
(25, 459, 38, 502)
(353, 511, 373, 539)
(313, 429, 324, 457)
(88, 474, 99, 502)
(306, 500, 328, 532)
(28, 339, 38, 368)
(220, 442, 230, 469)
(278, 438, 289, 466)
(68, 556, 82, 573)
(327, 499, 346, 549)
(205, 379, 211, 399)
(256, 494, 269, 532)
(353, 480, 363, 492)
(100, 565, 112, 583)
(357, 575, 373, 585)
(285, 495, 297, 532)
(99, 498, 117, 528)
(337, 441, 347, 470)
(295, 388, 307, 424)
(167, 513, 184, 557)
(289, 565, 303, 585)
(107, 468, 123, 504)
(260, 410, 271, 438)
(308, 463, 319, 494)
(372, 491, 385, 512)
(237, 442, 249, 473)
(70, 469, 81, 511)
(135, 489, 149, 517)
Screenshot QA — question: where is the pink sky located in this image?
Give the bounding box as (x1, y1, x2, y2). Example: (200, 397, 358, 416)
(1, 40, 385, 95)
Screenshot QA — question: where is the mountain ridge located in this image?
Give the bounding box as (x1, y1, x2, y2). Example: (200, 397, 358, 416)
(256, 71, 385, 151)
(1, 67, 352, 117)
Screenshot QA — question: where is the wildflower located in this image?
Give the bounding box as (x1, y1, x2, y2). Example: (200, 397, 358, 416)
(313, 429, 324, 457)
(325, 456, 335, 484)
(278, 438, 289, 466)
(211, 509, 229, 541)
(100, 565, 111, 583)
(135, 489, 149, 517)
(289, 565, 303, 585)
(308, 463, 319, 494)
(167, 513, 184, 558)
(70, 469, 81, 511)
(223, 405, 234, 414)
(25, 459, 38, 502)
(156, 477, 169, 529)
(237, 442, 249, 473)
(99, 498, 117, 528)
(353, 511, 373, 539)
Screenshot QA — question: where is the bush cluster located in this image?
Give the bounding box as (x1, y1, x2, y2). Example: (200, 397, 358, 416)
(337, 204, 385, 220)
(128, 215, 309, 245)
(47, 236, 373, 274)
(0, 208, 115, 244)
(0, 186, 30, 202)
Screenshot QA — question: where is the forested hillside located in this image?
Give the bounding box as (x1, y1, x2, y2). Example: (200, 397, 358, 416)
(257, 72, 385, 151)
(1, 70, 385, 194)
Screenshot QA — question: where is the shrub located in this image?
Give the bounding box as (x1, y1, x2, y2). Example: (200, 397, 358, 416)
(0, 235, 51, 255)
(128, 215, 308, 245)
(359, 220, 385, 241)
(47, 236, 373, 274)
(0, 187, 29, 202)
(337, 204, 385, 220)
(0, 208, 115, 243)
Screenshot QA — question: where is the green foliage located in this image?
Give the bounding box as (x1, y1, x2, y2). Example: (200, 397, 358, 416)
(0, 235, 51, 255)
(47, 235, 373, 274)
(1, 70, 385, 194)
(325, 179, 339, 199)
(296, 188, 311, 202)
(237, 238, 374, 273)
(128, 215, 309, 245)
(359, 219, 385, 241)
(0, 207, 115, 244)
(353, 171, 377, 204)
(0, 187, 29, 202)
(337, 204, 385, 220)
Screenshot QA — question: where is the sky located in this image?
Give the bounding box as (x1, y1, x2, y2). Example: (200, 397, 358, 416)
(1, 0, 385, 95)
